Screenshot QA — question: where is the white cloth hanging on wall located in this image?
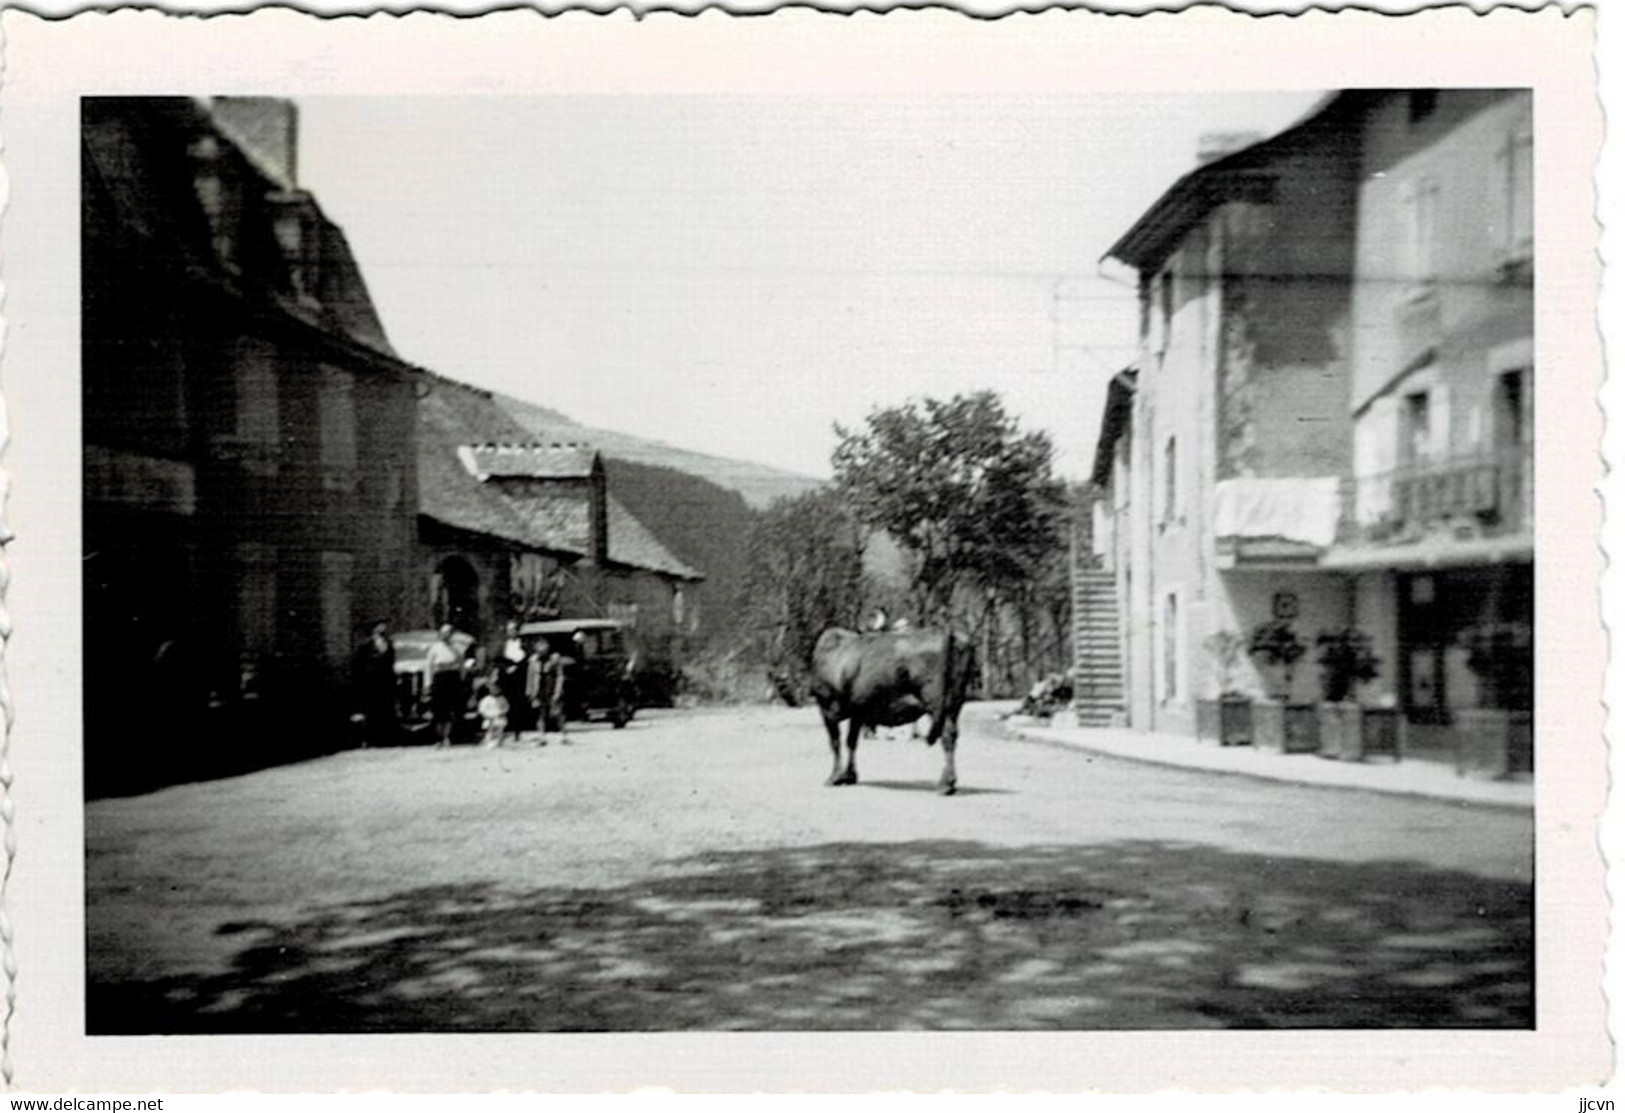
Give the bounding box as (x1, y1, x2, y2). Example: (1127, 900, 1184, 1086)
(1212, 476, 1342, 549)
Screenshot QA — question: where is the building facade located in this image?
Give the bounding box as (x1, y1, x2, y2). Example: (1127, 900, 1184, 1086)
(83, 97, 422, 787)
(1094, 94, 1363, 736)
(1327, 89, 1534, 762)
(1085, 89, 1533, 767)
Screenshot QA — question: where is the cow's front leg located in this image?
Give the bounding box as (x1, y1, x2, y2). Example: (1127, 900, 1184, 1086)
(823, 712, 846, 786)
(938, 715, 959, 795)
(833, 718, 862, 785)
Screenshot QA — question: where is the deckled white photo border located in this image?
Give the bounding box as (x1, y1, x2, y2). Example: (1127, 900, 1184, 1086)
(0, 5, 1605, 1092)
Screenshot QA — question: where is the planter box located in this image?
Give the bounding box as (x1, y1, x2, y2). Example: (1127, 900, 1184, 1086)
(1361, 707, 1402, 762)
(1455, 708, 1534, 779)
(1198, 698, 1253, 746)
(1253, 700, 1318, 754)
(1195, 699, 1218, 743)
(1317, 703, 1401, 762)
(1318, 702, 1363, 761)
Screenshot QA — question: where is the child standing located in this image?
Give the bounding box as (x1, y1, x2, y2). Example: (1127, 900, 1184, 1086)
(476, 671, 509, 748)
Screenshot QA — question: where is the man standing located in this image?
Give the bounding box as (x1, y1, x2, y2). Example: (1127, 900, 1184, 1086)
(497, 619, 529, 740)
(528, 637, 572, 745)
(353, 621, 396, 747)
(427, 623, 466, 748)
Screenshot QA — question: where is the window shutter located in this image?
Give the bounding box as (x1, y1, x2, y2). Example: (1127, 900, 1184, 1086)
(1509, 123, 1533, 252)
(1430, 383, 1453, 461)
(1397, 179, 1419, 280)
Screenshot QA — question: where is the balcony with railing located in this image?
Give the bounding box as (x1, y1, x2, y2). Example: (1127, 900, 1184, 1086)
(1334, 449, 1531, 557)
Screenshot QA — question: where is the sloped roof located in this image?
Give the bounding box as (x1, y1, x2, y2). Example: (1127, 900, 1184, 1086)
(502, 483, 703, 581)
(1105, 91, 1359, 272)
(1090, 368, 1138, 487)
(418, 379, 543, 545)
(458, 442, 599, 481)
(417, 376, 702, 581)
(82, 96, 401, 364)
(606, 498, 703, 581)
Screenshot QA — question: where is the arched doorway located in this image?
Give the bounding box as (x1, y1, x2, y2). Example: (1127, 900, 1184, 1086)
(432, 555, 481, 635)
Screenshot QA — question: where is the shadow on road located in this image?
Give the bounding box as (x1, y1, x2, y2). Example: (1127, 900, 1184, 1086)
(859, 780, 1012, 796)
(88, 839, 1530, 1033)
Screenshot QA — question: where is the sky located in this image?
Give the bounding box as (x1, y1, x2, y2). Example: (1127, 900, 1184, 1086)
(297, 92, 1324, 481)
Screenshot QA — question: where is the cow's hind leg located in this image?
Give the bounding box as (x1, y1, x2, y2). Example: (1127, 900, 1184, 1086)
(937, 713, 959, 795)
(823, 711, 847, 786)
(833, 718, 862, 785)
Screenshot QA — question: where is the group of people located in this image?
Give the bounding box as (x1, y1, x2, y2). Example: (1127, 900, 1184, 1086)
(353, 619, 573, 749)
(472, 621, 573, 748)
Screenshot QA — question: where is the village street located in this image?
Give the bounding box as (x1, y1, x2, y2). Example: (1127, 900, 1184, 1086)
(86, 703, 1532, 1033)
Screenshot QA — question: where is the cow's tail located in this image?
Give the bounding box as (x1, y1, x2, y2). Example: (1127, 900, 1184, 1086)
(951, 630, 976, 707)
(927, 629, 968, 747)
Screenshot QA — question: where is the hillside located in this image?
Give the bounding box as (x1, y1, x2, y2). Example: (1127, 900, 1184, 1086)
(599, 456, 755, 644)
(496, 395, 823, 511)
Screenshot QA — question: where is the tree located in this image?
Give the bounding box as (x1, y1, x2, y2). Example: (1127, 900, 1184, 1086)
(738, 487, 869, 703)
(832, 392, 1067, 629)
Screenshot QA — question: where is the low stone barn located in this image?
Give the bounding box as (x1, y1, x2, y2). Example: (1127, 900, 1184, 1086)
(415, 374, 705, 673)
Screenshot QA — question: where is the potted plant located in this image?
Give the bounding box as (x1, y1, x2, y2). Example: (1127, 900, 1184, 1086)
(1247, 620, 1317, 753)
(1455, 622, 1534, 778)
(1195, 630, 1252, 747)
(1314, 628, 1388, 761)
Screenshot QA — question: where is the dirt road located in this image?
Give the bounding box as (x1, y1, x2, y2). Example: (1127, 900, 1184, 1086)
(86, 703, 1532, 1031)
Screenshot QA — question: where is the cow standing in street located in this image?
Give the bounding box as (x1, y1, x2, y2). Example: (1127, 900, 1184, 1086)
(809, 627, 976, 795)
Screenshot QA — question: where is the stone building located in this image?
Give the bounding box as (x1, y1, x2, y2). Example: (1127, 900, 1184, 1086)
(415, 374, 705, 671)
(82, 97, 422, 788)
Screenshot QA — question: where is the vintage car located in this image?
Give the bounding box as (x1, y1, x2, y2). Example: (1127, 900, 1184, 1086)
(518, 617, 641, 728)
(391, 628, 478, 741)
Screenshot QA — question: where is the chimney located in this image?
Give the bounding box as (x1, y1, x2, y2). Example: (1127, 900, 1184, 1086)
(588, 453, 609, 568)
(1196, 131, 1264, 167)
(208, 97, 299, 190)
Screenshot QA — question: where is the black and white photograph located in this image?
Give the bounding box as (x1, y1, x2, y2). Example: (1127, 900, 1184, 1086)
(2, 4, 1608, 1094)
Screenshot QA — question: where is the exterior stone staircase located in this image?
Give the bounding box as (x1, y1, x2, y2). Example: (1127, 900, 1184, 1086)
(1071, 565, 1126, 728)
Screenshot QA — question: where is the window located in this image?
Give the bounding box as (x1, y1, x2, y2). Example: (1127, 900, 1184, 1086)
(1496, 368, 1532, 526)
(1162, 435, 1178, 522)
(1408, 90, 1439, 125)
(1496, 370, 1526, 452)
(236, 544, 278, 657)
(1157, 269, 1175, 353)
(271, 196, 320, 301)
(319, 366, 358, 490)
(671, 585, 686, 629)
(1403, 391, 1431, 466)
(1496, 119, 1534, 260)
(188, 134, 241, 271)
(1399, 177, 1440, 284)
(234, 338, 280, 476)
(1162, 591, 1180, 703)
(321, 551, 354, 668)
